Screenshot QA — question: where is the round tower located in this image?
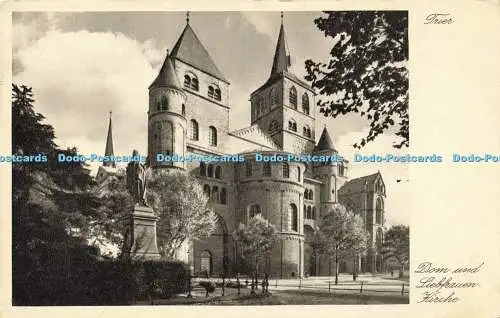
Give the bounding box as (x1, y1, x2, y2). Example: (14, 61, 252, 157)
(148, 53, 187, 170)
(312, 127, 348, 215)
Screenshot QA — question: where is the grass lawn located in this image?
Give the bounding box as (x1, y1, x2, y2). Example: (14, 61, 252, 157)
(136, 288, 409, 305)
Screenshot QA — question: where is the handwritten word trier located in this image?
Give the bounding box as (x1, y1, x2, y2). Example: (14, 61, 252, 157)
(425, 13, 454, 24)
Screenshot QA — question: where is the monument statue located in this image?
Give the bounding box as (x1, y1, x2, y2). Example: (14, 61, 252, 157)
(126, 150, 151, 207)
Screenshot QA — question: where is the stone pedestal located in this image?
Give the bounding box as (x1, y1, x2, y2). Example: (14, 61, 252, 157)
(122, 204, 161, 261)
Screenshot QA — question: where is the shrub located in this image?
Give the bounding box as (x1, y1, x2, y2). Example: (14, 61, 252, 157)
(12, 245, 190, 305)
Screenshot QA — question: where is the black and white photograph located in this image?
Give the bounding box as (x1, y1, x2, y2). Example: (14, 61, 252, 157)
(11, 11, 410, 306)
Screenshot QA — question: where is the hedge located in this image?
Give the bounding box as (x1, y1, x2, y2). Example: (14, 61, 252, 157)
(12, 246, 190, 306)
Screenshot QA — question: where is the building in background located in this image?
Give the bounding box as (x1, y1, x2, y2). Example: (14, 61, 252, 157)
(99, 14, 387, 278)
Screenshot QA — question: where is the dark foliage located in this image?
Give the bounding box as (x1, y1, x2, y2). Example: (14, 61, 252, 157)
(305, 11, 409, 149)
(11, 84, 189, 306)
(13, 247, 190, 306)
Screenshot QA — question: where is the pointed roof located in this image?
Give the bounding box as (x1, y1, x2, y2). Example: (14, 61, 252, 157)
(315, 127, 336, 151)
(269, 21, 292, 79)
(338, 172, 383, 196)
(170, 23, 228, 83)
(149, 53, 182, 90)
(104, 112, 115, 168)
(252, 13, 313, 94)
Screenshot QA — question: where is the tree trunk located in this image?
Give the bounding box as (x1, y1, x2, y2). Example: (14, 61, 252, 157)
(335, 254, 339, 285)
(352, 257, 357, 281)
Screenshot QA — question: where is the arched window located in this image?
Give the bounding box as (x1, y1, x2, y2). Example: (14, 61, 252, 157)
(208, 126, 217, 146)
(161, 96, 168, 110)
(256, 98, 262, 117)
(249, 204, 261, 219)
(184, 73, 199, 91)
(215, 166, 222, 179)
(304, 189, 308, 200)
(303, 125, 312, 138)
(214, 88, 221, 101)
(282, 163, 289, 178)
(310, 190, 314, 200)
(212, 186, 219, 203)
(307, 206, 312, 219)
(302, 93, 310, 115)
(208, 86, 215, 99)
(312, 207, 316, 220)
(303, 204, 307, 219)
(190, 119, 199, 141)
(263, 162, 272, 176)
(203, 185, 211, 198)
(338, 162, 345, 177)
(297, 167, 301, 182)
(289, 86, 297, 109)
(200, 162, 206, 176)
(182, 104, 185, 116)
(220, 188, 227, 205)
(200, 250, 212, 276)
(270, 87, 278, 106)
(207, 164, 214, 177)
(289, 204, 298, 232)
(184, 74, 191, 89)
(245, 162, 252, 177)
(156, 100, 161, 111)
(191, 77, 199, 91)
(288, 119, 297, 132)
(376, 228, 383, 250)
(269, 120, 279, 132)
(376, 197, 384, 224)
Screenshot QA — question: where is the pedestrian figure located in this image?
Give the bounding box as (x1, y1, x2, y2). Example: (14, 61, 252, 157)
(254, 272, 259, 291)
(221, 274, 225, 296)
(264, 273, 269, 293)
(236, 273, 241, 296)
(391, 269, 394, 277)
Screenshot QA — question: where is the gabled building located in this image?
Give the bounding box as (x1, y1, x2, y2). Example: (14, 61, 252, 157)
(100, 14, 387, 277)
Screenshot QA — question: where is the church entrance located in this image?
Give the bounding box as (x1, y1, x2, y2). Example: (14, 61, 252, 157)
(200, 250, 212, 276)
(194, 213, 229, 276)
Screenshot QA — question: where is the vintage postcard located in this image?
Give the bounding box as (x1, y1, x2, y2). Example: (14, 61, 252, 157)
(0, 0, 499, 318)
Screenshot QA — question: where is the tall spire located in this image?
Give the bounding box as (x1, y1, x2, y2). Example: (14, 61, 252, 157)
(104, 111, 115, 168)
(269, 12, 292, 79)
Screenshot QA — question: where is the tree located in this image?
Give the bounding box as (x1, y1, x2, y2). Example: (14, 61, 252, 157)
(145, 169, 217, 259)
(12, 84, 102, 304)
(381, 225, 409, 277)
(316, 205, 369, 284)
(232, 214, 277, 276)
(91, 168, 134, 254)
(12, 84, 100, 254)
(305, 11, 409, 149)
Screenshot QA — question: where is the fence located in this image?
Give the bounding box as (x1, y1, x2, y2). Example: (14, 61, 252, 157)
(190, 276, 409, 296)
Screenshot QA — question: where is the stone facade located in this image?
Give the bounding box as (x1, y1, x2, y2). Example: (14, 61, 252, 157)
(103, 18, 388, 278)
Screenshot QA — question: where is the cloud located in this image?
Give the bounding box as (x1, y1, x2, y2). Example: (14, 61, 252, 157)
(14, 28, 162, 175)
(241, 12, 276, 36)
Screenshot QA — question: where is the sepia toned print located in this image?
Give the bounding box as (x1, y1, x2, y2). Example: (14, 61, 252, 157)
(11, 11, 409, 305)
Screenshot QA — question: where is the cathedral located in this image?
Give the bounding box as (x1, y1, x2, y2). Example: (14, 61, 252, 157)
(97, 14, 387, 278)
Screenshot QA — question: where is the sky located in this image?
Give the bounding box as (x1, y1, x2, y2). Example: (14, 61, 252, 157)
(12, 11, 409, 226)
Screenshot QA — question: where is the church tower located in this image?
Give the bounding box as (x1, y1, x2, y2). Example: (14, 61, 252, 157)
(250, 13, 316, 154)
(148, 52, 187, 169)
(95, 111, 117, 185)
(312, 127, 349, 215)
(103, 111, 115, 168)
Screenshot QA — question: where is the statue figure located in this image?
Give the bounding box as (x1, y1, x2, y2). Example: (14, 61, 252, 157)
(126, 150, 151, 206)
